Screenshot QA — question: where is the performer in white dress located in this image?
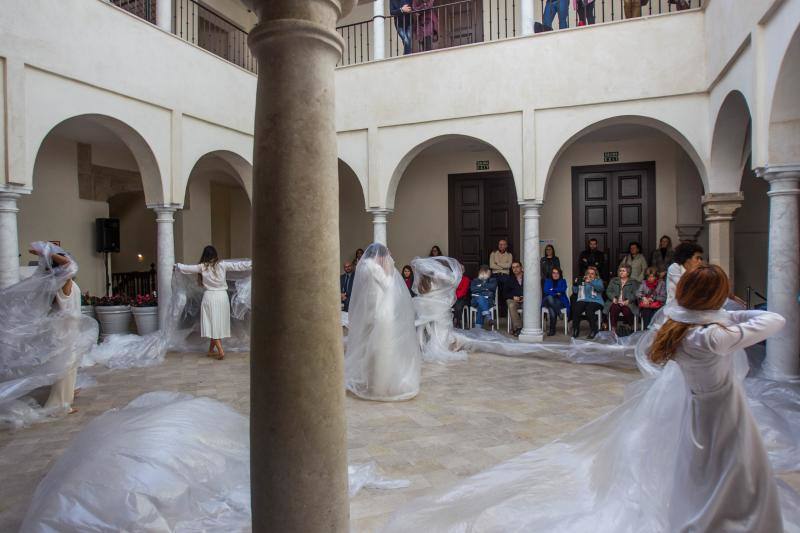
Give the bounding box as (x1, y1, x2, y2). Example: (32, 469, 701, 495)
(175, 246, 251, 360)
(345, 243, 421, 401)
(383, 264, 796, 532)
(411, 256, 467, 362)
(666, 241, 703, 304)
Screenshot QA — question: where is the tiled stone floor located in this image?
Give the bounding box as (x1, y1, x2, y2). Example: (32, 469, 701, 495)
(1, 337, 797, 532)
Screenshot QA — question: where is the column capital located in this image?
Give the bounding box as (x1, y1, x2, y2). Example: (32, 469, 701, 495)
(675, 224, 703, 243)
(148, 203, 181, 223)
(701, 192, 744, 221)
(0, 184, 32, 197)
(519, 200, 543, 214)
(366, 207, 393, 217)
(755, 164, 800, 198)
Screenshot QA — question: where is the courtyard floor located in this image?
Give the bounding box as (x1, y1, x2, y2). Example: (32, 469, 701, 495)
(1, 336, 797, 532)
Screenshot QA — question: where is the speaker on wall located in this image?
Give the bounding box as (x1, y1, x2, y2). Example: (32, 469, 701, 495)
(96, 218, 120, 253)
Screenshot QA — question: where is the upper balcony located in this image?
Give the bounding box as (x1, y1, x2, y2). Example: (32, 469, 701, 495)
(110, 0, 702, 71)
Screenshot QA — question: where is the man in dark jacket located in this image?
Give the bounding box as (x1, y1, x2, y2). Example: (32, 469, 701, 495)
(578, 238, 606, 280)
(340, 261, 355, 311)
(390, 0, 413, 55)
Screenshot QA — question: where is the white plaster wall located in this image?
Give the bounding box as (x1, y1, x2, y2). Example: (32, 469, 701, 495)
(177, 173, 214, 263)
(387, 148, 511, 268)
(542, 136, 692, 284)
(109, 191, 157, 273)
(202, 0, 258, 30)
(734, 168, 769, 299)
(229, 187, 252, 258)
(339, 162, 373, 266)
(17, 136, 108, 295)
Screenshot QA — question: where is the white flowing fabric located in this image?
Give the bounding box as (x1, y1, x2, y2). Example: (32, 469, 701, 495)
(0, 242, 99, 429)
(345, 243, 421, 401)
(383, 307, 800, 532)
(83, 267, 252, 369)
(411, 256, 467, 363)
(20, 392, 408, 532)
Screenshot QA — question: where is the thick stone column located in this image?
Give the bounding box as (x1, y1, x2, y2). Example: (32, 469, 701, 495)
(519, 201, 543, 342)
(756, 165, 800, 380)
(373, 0, 385, 59)
(368, 208, 391, 245)
(521, 0, 535, 35)
(702, 192, 744, 286)
(150, 204, 178, 328)
(0, 188, 26, 289)
(156, 0, 172, 32)
(245, 1, 353, 531)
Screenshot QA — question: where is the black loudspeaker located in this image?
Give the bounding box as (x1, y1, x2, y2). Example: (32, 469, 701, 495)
(96, 218, 120, 253)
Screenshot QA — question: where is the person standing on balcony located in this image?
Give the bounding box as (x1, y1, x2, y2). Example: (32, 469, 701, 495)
(390, 0, 413, 55)
(544, 0, 570, 29)
(574, 0, 596, 25)
(412, 0, 438, 52)
(623, 0, 642, 18)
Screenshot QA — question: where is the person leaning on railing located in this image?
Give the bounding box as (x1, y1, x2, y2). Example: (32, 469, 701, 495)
(390, 0, 413, 55)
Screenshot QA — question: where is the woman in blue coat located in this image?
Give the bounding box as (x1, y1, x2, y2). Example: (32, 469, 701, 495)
(542, 266, 570, 336)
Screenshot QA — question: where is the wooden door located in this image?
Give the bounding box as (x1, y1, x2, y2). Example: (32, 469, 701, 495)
(449, 171, 519, 278)
(572, 163, 655, 279)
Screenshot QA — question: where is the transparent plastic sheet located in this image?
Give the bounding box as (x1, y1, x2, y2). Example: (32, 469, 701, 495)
(20, 391, 407, 532)
(344, 243, 422, 401)
(83, 267, 252, 369)
(410, 256, 467, 363)
(0, 242, 99, 428)
(384, 305, 800, 532)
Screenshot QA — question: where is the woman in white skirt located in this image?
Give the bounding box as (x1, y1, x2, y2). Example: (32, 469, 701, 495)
(175, 246, 251, 360)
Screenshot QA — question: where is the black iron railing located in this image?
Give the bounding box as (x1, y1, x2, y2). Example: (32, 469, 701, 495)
(110, 0, 257, 73)
(337, 0, 702, 66)
(112, 267, 157, 299)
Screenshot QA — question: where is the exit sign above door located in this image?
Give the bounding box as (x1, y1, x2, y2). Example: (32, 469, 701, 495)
(604, 151, 619, 162)
(476, 160, 490, 170)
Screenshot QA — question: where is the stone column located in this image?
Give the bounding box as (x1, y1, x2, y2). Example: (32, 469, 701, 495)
(368, 208, 391, 245)
(156, 0, 172, 32)
(373, 0, 385, 59)
(245, 1, 353, 531)
(150, 205, 178, 328)
(519, 201, 543, 342)
(521, 0, 535, 35)
(756, 165, 800, 380)
(702, 192, 744, 286)
(675, 223, 703, 243)
(0, 189, 25, 289)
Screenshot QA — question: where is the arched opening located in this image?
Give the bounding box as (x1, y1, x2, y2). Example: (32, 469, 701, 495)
(387, 135, 518, 277)
(176, 152, 252, 264)
(768, 24, 800, 165)
(543, 120, 705, 285)
(338, 159, 371, 266)
(19, 115, 163, 297)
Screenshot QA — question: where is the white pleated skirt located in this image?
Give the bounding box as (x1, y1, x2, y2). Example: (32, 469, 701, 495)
(201, 289, 231, 339)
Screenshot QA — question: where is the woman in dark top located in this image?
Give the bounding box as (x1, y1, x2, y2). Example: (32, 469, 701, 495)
(429, 245, 442, 257)
(402, 265, 415, 296)
(650, 235, 674, 273)
(540, 244, 561, 286)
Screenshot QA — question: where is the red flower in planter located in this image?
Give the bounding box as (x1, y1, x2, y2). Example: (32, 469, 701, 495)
(131, 293, 158, 307)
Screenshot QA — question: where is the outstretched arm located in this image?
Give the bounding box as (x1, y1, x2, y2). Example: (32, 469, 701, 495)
(222, 260, 252, 272)
(175, 263, 202, 274)
(707, 311, 786, 355)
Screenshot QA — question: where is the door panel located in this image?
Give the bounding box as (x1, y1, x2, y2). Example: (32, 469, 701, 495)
(572, 164, 655, 279)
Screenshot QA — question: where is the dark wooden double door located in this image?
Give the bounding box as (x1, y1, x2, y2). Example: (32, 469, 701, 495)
(572, 163, 656, 279)
(449, 172, 519, 279)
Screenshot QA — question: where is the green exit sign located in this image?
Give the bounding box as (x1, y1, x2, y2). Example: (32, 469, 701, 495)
(604, 151, 619, 162)
(476, 160, 490, 170)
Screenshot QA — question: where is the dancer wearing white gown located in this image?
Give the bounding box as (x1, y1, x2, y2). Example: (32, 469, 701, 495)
(411, 256, 467, 362)
(175, 245, 251, 360)
(345, 243, 421, 401)
(383, 264, 796, 532)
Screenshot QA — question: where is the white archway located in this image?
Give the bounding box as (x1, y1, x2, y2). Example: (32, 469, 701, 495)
(709, 91, 752, 191)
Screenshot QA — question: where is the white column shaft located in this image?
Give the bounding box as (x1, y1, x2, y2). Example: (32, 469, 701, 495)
(370, 210, 389, 245)
(373, 0, 385, 59)
(519, 202, 543, 342)
(153, 206, 177, 328)
(0, 192, 21, 289)
(759, 168, 800, 380)
(521, 0, 535, 35)
(156, 0, 172, 32)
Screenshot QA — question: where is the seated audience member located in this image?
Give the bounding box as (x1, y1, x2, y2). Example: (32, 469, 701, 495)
(453, 263, 471, 328)
(543, 266, 570, 336)
(340, 261, 355, 311)
(650, 235, 675, 273)
(402, 265, 415, 297)
(429, 245, 442, 257)
(572, 266, 604, 339)
(619, 241, 648, 282)
(605, 265, 639, 335)
(667, 242, 704, 304)
(489, 239, 513, 276)
(470, 265, 498, 329)
(637, 266, 666, 329)
(505, 261, 524, 336)
(578, 238, 606, 279)
(540, 245, 561, 288)
(353, 248, 364, 265)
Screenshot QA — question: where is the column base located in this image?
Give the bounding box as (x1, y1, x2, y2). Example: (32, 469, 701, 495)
(519, 329, 543, 343)
(759, 368, 800, 382)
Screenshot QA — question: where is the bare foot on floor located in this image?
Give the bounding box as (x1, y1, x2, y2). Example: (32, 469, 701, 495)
(68, 407, 78, 414)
